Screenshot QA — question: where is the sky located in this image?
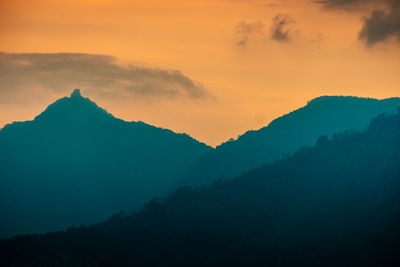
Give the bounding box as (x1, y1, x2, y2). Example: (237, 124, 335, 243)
(0, 0, 399, 146)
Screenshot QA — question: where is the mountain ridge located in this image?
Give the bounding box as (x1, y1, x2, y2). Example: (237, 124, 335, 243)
(1, 91, 399, 239)
(0, 89, 211, 238)
(1, 100, 399, 267)
(221, 95, 400, 147)
(1, 89, 206, 147)
(178, 95, 400, 187)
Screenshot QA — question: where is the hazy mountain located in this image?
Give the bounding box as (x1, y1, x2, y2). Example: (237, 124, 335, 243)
(179, 96, 400, 186)
(0, 89, 211, 238)
(1, 107, 399, 266)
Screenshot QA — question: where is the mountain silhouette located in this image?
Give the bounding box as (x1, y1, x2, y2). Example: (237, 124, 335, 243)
(34, 89, 115, 123)
(1, 106, 399, 266)
(0, 89, 211, 238)
(179, 96, 400, 186)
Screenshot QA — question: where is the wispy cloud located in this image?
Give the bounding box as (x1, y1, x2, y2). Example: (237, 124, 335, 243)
(235, 15, 295, 46)
(0, 52, 209, 103)
(313, 0, 376, 10)
(235, 21, 265, 46)
(270, 14, 294, 42)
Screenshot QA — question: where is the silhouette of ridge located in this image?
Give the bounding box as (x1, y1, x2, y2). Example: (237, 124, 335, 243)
(0, 89, 211, 238)
(178, 95, 400, 187)
(33, 89, 115, 124)
(1, 91, 399, 241)
(1, 102, 399, 267)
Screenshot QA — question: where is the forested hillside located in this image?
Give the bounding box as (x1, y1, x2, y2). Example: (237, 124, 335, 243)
(2, 107, 399, 267)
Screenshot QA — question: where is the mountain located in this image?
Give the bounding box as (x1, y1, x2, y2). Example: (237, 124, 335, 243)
(179, 96, 400, 186)
(1, 93, 399, 239)
(1, 107, 399, 266)
(0, 89, 211, 238)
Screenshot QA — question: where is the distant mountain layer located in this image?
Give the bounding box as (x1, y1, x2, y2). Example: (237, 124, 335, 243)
(0, 89, 211, 238)
(179, 96, 400, 186)
(1, 92, 399, 240)
(1, 105, 399, 266)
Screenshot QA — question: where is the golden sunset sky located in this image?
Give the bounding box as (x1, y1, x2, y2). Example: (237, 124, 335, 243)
(0, 0, 399, 146)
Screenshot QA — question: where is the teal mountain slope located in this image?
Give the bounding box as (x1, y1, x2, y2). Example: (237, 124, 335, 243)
(179, 96, 400, 186)
(1, 104, 399, 266)
(0, 89, 211, 238)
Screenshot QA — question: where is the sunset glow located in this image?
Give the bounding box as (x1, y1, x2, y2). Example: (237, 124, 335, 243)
(1, 0, 399, 146)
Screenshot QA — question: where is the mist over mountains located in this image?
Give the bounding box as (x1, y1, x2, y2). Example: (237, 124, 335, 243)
(1, 97, 399, 267)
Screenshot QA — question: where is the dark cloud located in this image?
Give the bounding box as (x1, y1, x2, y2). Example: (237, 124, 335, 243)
(359, 0, 400, 45)
(0, 52, 209, 102)
(235, 21, 265, 46)
(314, 0, 400, 46)
(312, 0, 375, 10)
(270, 14, 293, 42)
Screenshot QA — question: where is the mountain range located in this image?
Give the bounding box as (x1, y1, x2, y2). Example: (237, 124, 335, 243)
(0, 89, 399, 239)
(1, 98, 399, 266)
(178, 95, 400, 186)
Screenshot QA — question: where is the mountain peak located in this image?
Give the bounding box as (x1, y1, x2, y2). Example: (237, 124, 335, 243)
(71, 88, 82, 98)
(32, 89, 115, 124)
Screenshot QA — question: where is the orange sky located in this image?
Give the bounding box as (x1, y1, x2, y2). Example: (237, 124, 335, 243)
(0, 0, 399, 146)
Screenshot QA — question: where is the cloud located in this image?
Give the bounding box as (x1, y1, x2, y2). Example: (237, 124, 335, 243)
(234, 15, 295, 46)
(235, 21, 265, 46)
(314, 0, 400, 45)
(0, 52, 209, 102)
(270, 14, 293, 42)
(359, 1, 400, 45)
(312, 0, 375, 10)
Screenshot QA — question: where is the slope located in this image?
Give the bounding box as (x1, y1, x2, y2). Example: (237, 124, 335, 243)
(180, 96, 400, 186)
(0, 89, 211, 238)
(1, 107, 399, 266)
